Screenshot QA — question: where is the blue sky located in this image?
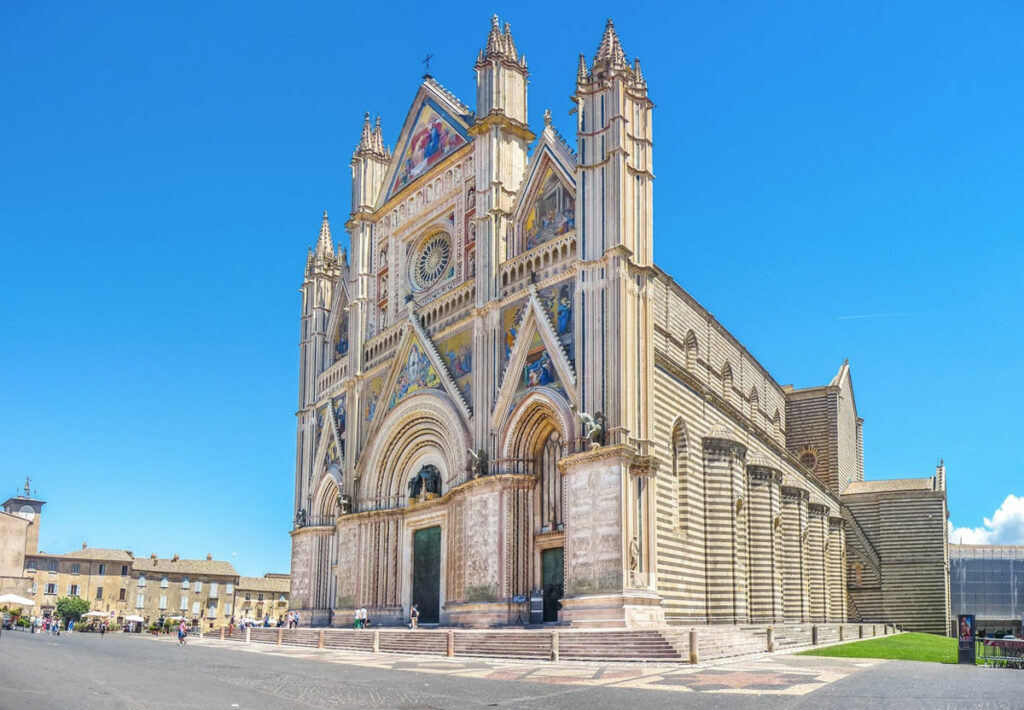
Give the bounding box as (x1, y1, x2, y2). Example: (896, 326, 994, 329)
(1, 1, 1022, 575)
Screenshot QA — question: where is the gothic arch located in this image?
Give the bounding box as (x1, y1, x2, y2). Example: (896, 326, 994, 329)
(500, 389, 575, 462)
(721, 362, 733, 403)
(684, 330, 699, 370)
(749, 387, 759, 419)
(671, 417, 689, 534)
(359, 390, 471, 504)
(311, 474, 341, 521)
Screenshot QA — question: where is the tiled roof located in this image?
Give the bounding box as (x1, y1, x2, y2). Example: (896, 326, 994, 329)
(236, 576, 291, 593)
(843, 478, 934, 495)
(59, 548, 134, 562)
(132, 557, 239, 577)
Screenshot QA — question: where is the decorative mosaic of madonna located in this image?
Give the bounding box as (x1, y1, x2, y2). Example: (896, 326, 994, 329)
(437, 328, 473, 405)
(387, 342, 442, 411)
(390, 100, 468, 197)
(523, 168, 575, 251)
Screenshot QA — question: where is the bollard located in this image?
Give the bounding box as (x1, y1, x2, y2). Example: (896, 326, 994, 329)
(812, 626, 819, 645)
(199, 624, 204, 639)
(318, 629, 325, 649)
(872, 625, 876, 637)
(766, 626, 775, 653)
(245, 626, 251, 644)
(277, 628, 283, 646)
(839, 625, 844, 642)
(859, 624, 864, 639)
(884, 624, 889, 636)
(220, 627, 225, 641)
(551, 631, 559, 662)
(689, 627, 698, 664)
(372, 630, 379, 653)
(447, 629, 454, 657)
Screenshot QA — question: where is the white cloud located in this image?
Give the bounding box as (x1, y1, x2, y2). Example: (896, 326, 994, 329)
(950, 494, 1024, 545)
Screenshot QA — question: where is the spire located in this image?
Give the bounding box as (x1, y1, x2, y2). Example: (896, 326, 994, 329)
(593, 18, 628, 70)
(577, 53, 589, 83)
(483, 15, 519, 62)
(372, 115, 387, 157)
(633, 57, 646, 86)
(315, 210, 333, 258)
(357, 112, 373, 152)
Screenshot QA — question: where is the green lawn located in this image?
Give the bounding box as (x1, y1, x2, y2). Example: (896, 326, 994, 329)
(799, 632, 958, 663)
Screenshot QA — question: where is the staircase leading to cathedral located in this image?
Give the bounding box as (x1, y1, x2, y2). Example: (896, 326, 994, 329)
(225, 622, 886, 663)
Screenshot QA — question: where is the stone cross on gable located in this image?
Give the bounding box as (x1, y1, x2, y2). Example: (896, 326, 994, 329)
(423, 53, 433, 77)
(24, 476, 30, 496)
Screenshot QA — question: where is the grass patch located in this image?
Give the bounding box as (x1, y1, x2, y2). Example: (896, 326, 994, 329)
(799, 632, 958, 663)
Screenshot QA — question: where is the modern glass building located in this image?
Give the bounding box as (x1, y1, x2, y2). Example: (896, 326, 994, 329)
(950, 544, 1024, 637)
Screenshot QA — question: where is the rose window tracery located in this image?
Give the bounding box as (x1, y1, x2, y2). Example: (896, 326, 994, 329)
(410, 231, 452, 291)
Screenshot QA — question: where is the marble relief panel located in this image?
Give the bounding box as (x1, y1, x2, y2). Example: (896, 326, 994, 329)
(565, 464, 623, 594)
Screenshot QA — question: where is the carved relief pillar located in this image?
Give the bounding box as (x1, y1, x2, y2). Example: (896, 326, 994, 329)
(558, 445, 665, 628)
(746, 456, 783, 624)
(701, 425, 749, 624)
(807, 503, 830, 622)
(780, 486, 809, 621)
(828, 516, 847, 622)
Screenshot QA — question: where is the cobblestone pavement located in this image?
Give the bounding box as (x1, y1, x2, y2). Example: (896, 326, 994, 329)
(2, 629, 1022, 709)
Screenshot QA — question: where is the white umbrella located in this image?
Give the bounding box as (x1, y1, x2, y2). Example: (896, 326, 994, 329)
(0, 593, 36, 607)
(124, 614, 145, 623)
(81, 610, 108, 618)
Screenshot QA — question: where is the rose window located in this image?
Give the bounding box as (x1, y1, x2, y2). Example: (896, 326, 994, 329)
(411, 232, 452, 290)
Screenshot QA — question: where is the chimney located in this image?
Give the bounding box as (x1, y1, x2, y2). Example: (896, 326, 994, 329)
(173, 553, 180, 562)
(206, 553, 212, 561)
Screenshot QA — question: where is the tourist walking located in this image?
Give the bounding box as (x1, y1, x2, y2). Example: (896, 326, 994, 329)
(178, 620, 187, 646)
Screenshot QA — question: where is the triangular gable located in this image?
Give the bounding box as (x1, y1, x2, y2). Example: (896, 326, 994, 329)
(326, 279, 351, 359)
(381, 83, 473, 204)
(492, 287, 577, 427)
(362, 313, 473, 447)
(512, 127, 577, 254)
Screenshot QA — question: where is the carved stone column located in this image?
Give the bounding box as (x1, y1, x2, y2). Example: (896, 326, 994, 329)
(746, 455, 783, 623)
(807, 503, 830, 622)
(780, 486, 809, 621)
(702, 425, 748, 624)
(828, 516, 847, 622)
(558, 444, 665, 628)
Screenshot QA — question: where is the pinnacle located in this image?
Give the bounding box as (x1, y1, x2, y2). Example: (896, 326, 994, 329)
(315, 210, 334, 258)
(593, 17, 628, 70)
(577, 53, 589, 83)
(358, 111, 373, 150)
(484, 14, 518, 62)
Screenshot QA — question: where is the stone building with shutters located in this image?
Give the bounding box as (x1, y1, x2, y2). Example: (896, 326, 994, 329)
(289, 17, 949, 633)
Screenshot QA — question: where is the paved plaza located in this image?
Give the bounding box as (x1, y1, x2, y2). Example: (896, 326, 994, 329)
(1, 629, 1020, 709)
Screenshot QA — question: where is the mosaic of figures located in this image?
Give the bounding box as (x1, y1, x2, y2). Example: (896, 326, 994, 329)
(332, 394, 347, 435)
(538, 281, 574, 363)
(512, 331, 567, 411)
(438, 328, 473, 405)
(364, 374, 385, 424)
(390, 100, 468, 197)
(524, 168, 575, 251)
(388, 342, 442, 411)
(333, 312, 349, 359)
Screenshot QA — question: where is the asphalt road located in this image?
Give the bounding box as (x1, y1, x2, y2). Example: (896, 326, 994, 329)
(1, 629, 1021, 709)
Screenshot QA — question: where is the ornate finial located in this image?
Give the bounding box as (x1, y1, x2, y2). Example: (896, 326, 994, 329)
(577, 53, 589, 83)
(543, 108, 552, 127)
(315, 210, 333, 258)
(358, 111, 373, 150)
(503, 22, 518, 60)
(24, 476, 30, 497)
(372, 115, 386, 155)
(593, 18, 628, 69)
(633, 57, 645, 85)
(484, 15, 518, 62)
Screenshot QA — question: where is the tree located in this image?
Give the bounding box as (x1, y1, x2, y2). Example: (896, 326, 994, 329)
(55, 596, 90, 623)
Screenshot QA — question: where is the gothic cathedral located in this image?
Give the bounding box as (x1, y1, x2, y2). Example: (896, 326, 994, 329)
(289, 18, 950, 632)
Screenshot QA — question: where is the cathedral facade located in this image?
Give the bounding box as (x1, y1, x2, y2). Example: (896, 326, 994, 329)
(289, 18, 950, 632)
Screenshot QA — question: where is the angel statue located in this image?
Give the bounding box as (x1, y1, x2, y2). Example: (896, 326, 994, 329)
(467, 448, 489, 478)
(570, 405, 605, 448)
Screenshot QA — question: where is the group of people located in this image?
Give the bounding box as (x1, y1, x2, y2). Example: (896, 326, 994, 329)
(353, 608, 371, 629)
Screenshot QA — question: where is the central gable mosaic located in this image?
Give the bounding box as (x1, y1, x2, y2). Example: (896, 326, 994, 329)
(389, 99, 469, 199)
(524, 168, 575, 251)
(388, 341, 442, 411)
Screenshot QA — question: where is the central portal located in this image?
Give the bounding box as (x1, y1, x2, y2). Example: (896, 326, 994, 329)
(412, 526, 441, 624)
(541, 547, 564, 622)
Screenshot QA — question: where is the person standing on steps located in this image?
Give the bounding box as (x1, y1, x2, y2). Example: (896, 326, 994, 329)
(410, 603, 419, 630)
